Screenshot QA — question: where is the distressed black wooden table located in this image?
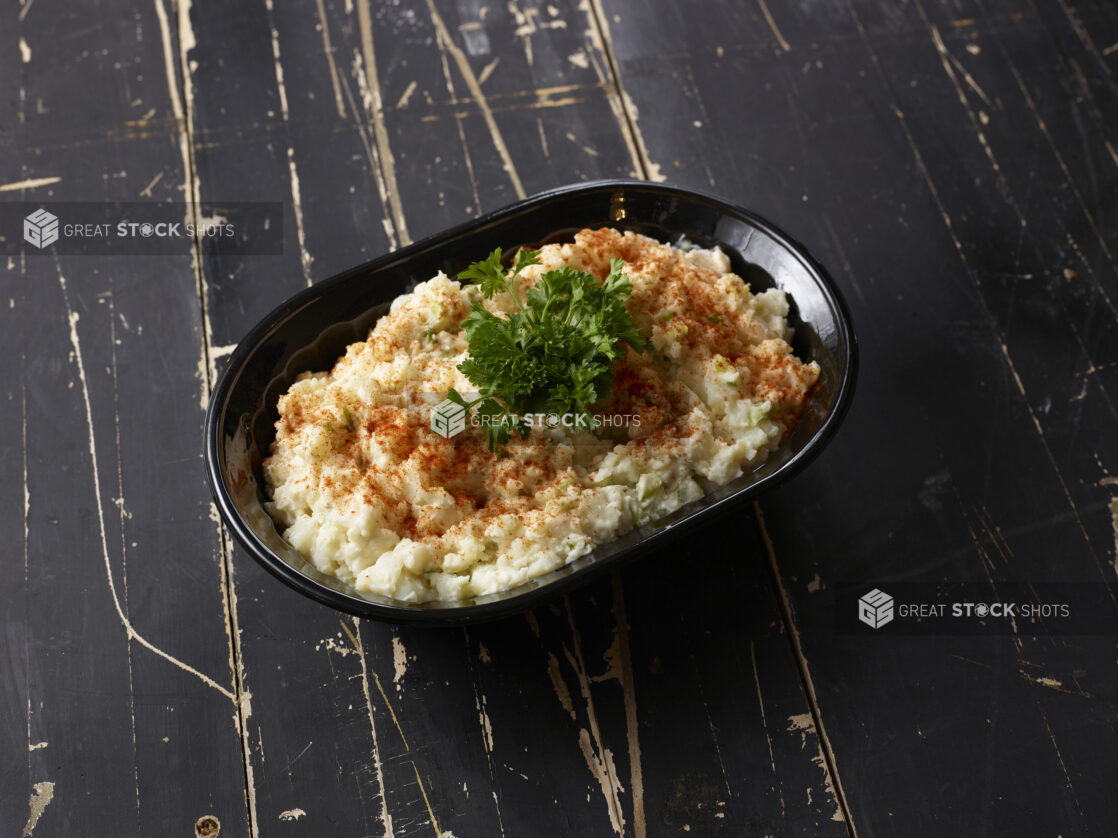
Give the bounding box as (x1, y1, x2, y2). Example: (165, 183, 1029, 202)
(5, 0, 1117, 835)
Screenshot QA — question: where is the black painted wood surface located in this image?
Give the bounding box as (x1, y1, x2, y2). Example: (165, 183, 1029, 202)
(3, 1, 1116, 836)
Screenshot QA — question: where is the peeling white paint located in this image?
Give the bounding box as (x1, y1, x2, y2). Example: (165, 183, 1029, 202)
(22, 781, 54, 837)
(568, 49, 589, 68)
(392, 635, 407, 685)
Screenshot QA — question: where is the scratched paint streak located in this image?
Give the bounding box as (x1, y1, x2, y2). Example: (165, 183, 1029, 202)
(1109, 497, 1118, 579)
(581, 0, 663, 181)
(689, 654, 734, 802)
(412, 762, 443, 838)
(152, 0, 211, 409)
(564, 601, 626, 836)
(233, 689, 262, 838)
(477, 690, 495, 752)
(261, 0, 314, 285)
(263, 0, 290, 118)
(1055, 0, 1102, 59)
(286, 148, 314, 286)
(107, 298, 142, 818)
(928, 24, 999, 171)
(610, 575, 646, 838)
(314, 0, 347, 119)
(341, 54, 399, 251)
(422, 14, 484, 218)
(138, 171, 164, 196)
(546, 652, 576, 719)
(1018, 671, 1096, 699)
(957, 502, 1024, 657)
(395, 79, 418, 109)
(477, 57, 500, 86)
(462, 629, 507, 838)
(22, 372, 28, 584)
(756, 0, 790, 52)
(512, 0, 534, 66)
(455, 114, 482, 215)
(536, 117, 550, 157)
(997, 342, 1114, 600)
(749, 640, 780, 779)
(426, 0, 526, 199)
(434, 23, 457, 102)
(353, 619, 396, 838)
(355, 0, 412, 245)
(846, 0, 961, 252)
(965, 504, 1025, 643)
(977, 508, 1015, 567)
(22, 370, 36, 817)
(226, 560, 259, 838)
(1106, 140, 1118, 170)
(755, 502, 855, 832)
(372, 671, 410, 749)
(576, 728, 625, 835)
(926, 21, 992, 108)
(59, 273, 234, 701)
(418, 94, 595, 124)
(0, 176, 60, 192)
(423, 81, 602, 108)
(332, 656, 439, 834)
(1043, 716, 1084, 815)
(991, 28, 1118, 318)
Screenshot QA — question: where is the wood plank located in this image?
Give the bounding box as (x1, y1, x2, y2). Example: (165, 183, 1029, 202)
(182, 0, 849, 834)
(595, 0, 1118, 834)
(181, 0, 398, 831)
(2, 1, 249, 834)
(1, 4, 32, 823)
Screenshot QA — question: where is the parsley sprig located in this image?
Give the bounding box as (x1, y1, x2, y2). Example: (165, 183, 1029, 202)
(446, 246, 645, 451)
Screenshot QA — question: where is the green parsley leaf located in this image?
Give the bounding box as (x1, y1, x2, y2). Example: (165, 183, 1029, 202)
(451, 246, 646, 451)
(513, 247, 542, 275)
(456, 248, 508, 299)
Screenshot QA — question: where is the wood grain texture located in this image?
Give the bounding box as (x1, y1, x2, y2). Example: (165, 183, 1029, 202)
(595, 0, 1118, 834)
(4, 0, 1116, 836)
(2, 1, 248, 835)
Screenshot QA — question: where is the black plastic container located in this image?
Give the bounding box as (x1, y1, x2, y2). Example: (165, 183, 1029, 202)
(204, 180, 857, 624)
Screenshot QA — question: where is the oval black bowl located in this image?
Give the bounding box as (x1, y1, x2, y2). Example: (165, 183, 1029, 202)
(204, 180, 857, 624)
